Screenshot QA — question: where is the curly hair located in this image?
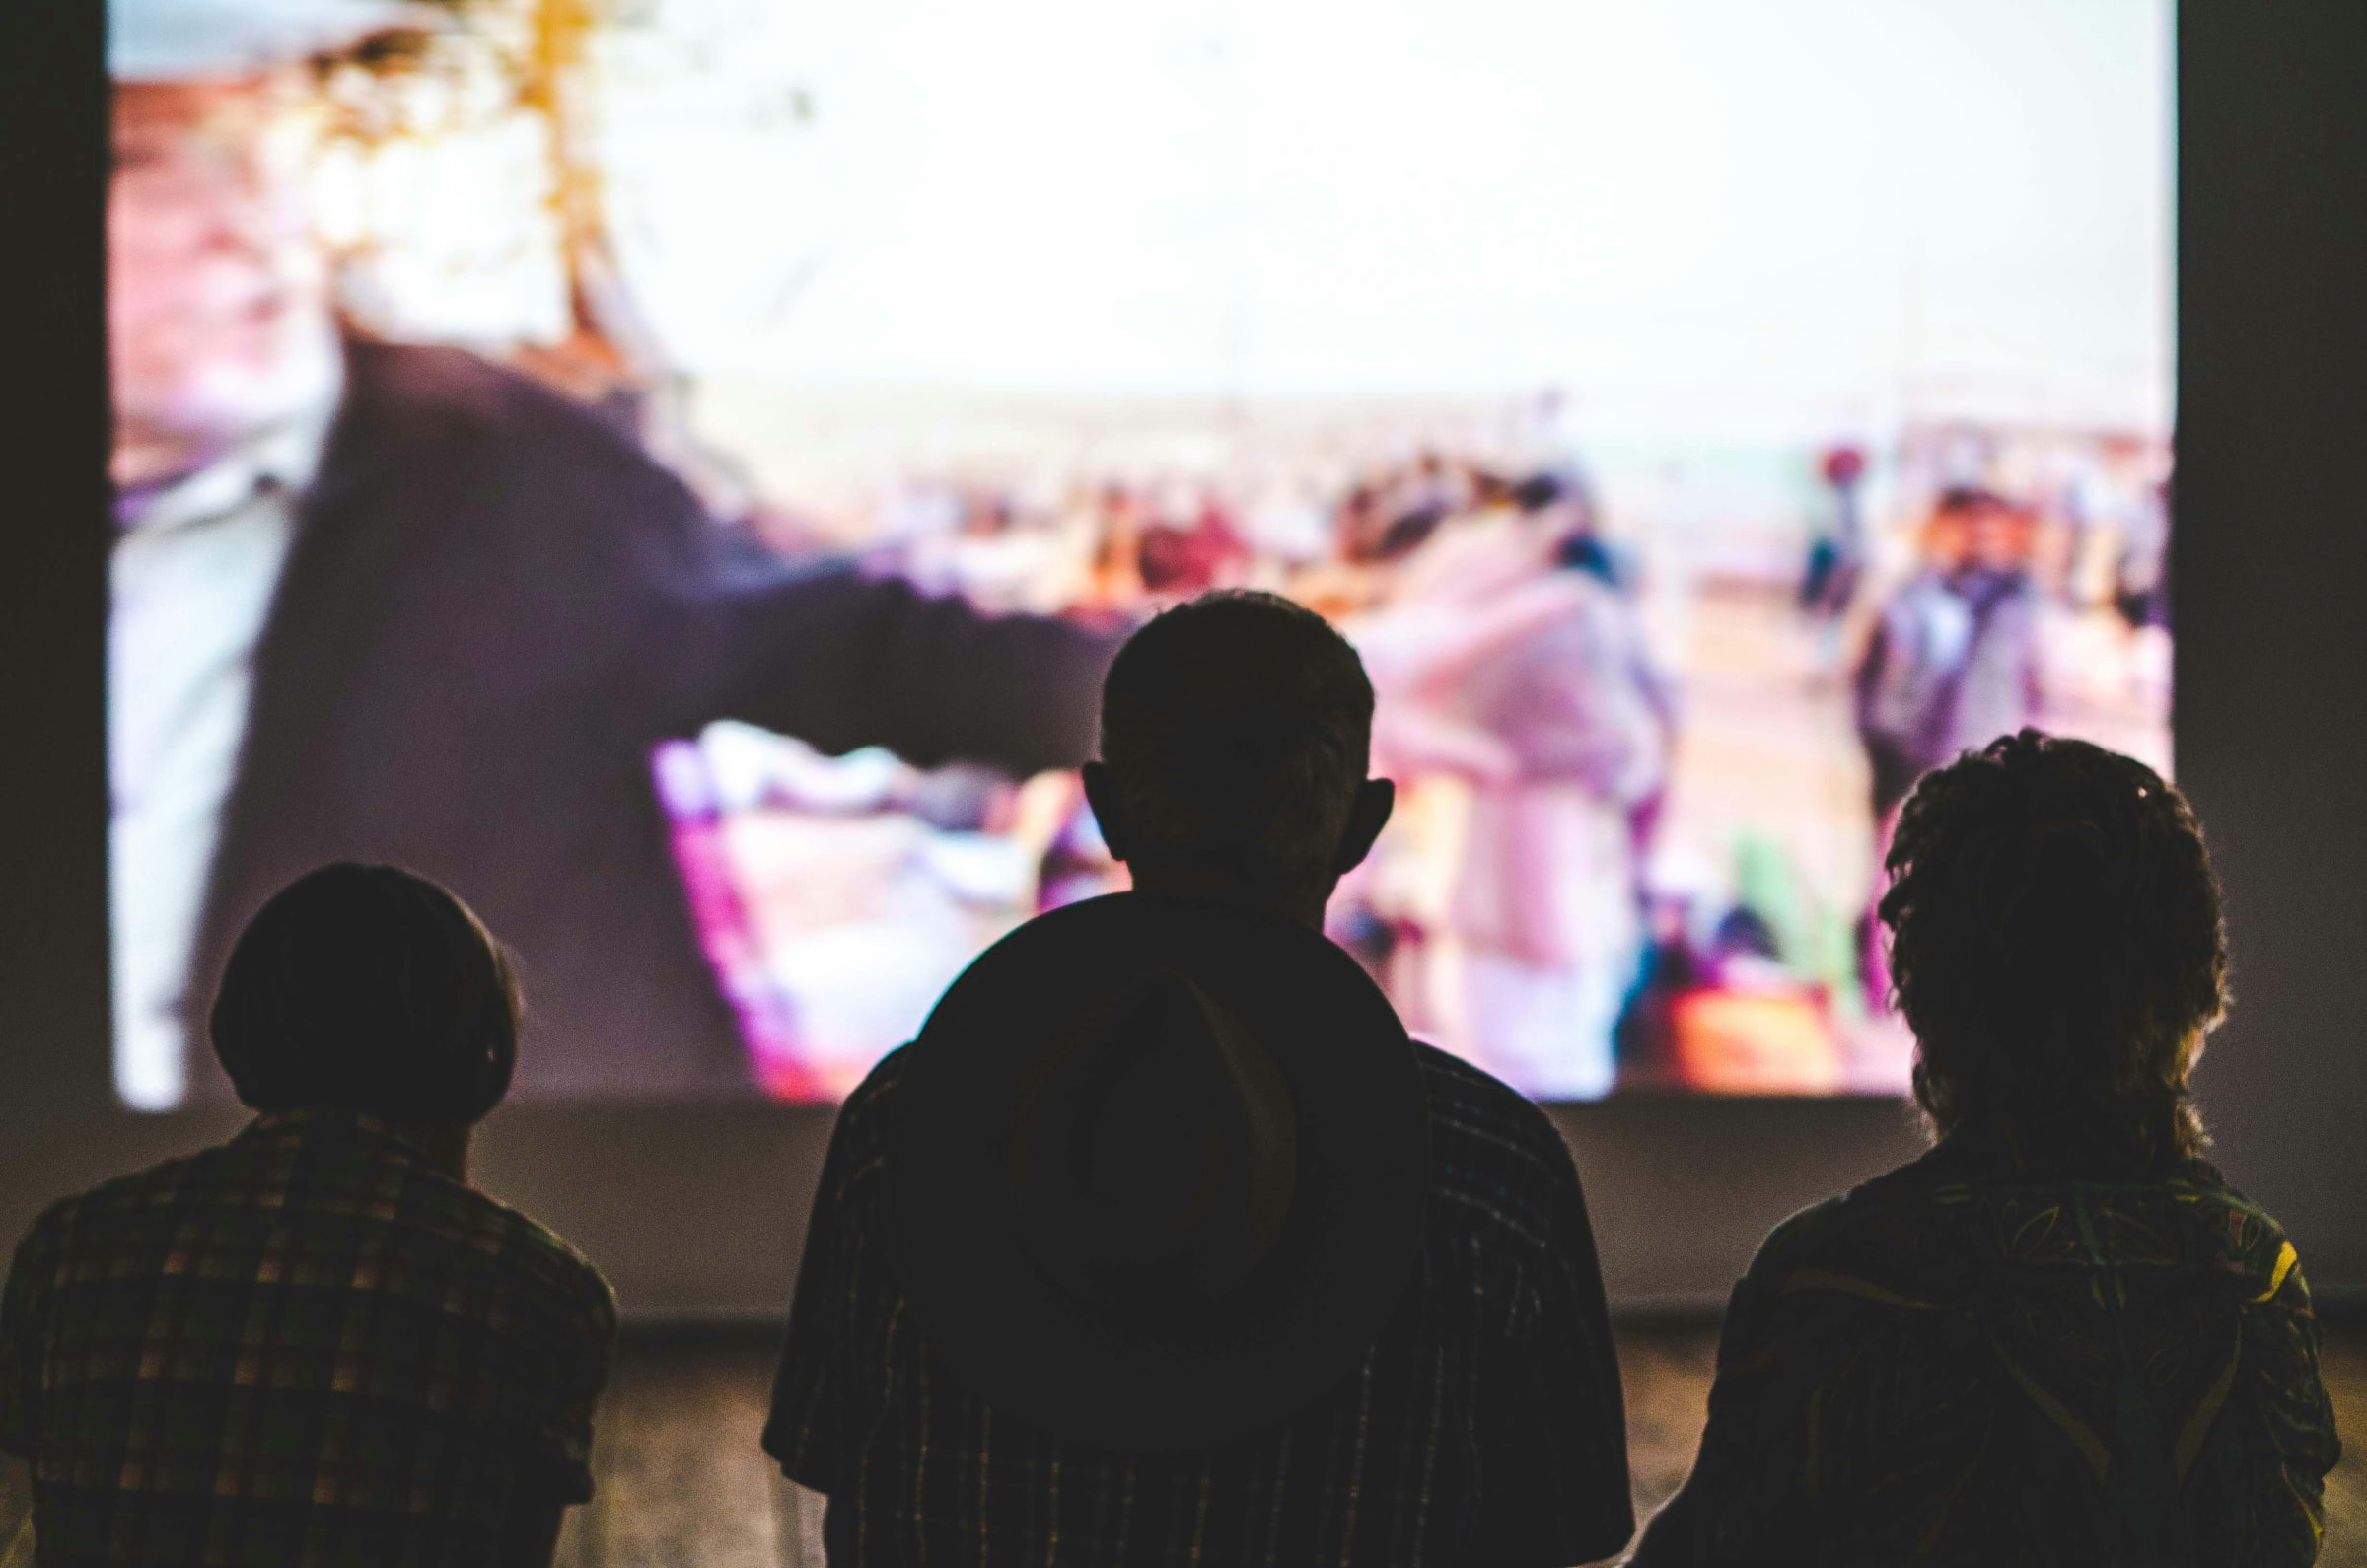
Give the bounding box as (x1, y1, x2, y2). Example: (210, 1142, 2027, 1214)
(1878, 731, 2227, 1168)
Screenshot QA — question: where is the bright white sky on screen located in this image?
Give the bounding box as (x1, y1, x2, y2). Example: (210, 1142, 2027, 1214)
(595, 0, 2170, 432)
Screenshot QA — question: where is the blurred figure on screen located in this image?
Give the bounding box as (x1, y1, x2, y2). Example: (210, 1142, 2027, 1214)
(1852, 486, 2044, 828)
(1353, 474, 1671, 1098)
(1801, 442, 1867, 629)
(1448, 475, 1671, 1098)
(105, 0, 1113, 1107)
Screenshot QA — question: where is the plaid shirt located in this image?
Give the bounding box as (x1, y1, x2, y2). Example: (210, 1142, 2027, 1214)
(1629, 1136, 2342, 1567)
(766, 1042, 1632, 1567)
(0, 1110, 616, 1567)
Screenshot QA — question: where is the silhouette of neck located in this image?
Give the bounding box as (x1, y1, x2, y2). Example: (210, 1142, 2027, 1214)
(1124, 857, 1331, 932)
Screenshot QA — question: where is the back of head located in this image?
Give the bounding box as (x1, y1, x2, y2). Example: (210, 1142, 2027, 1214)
(1879, 731, 2227, 1169)
(210, 863, 520, 1126)
(1098, 591, 1374, 890)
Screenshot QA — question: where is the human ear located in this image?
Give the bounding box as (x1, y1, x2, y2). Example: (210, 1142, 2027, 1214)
(1081, 761, 1133, 864)
(1331, 777, 1396, 875)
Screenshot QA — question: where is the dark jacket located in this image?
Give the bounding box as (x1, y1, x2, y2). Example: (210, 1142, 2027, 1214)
(187, 342, 1112, 1098)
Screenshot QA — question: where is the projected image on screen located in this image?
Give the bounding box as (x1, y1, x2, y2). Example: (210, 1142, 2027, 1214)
(106, 0, 2170, 1106)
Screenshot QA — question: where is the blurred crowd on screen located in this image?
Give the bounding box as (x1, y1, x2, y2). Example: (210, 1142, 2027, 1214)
(154, 10, 2172, 1107)
(660, 406, 2172, 1104)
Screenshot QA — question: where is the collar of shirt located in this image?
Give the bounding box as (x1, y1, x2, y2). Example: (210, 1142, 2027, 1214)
(116, 361, 345, 537)
(1920, 1124, 2211, 1186)
(240, 1105, 437, 1165)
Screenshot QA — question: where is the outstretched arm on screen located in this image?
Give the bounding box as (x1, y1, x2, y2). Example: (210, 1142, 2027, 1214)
(670, 546, 1118, 779)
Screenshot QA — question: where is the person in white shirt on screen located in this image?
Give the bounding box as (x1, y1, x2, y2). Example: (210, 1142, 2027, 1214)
(108, 47, 349, 1108)
(104, 0, 1114, 1108)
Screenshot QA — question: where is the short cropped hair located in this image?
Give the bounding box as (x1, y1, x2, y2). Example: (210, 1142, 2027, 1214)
(1098, 591, 1374, 884)
(210, 863, 522, 1126)
(1879, 732, 2226, 1167)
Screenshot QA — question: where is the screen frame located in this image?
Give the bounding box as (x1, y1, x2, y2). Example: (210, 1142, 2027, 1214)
(6, 0, 2363, 1319)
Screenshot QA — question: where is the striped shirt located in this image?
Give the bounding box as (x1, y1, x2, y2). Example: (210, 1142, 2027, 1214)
(765, 1042, 1632, 1566)
(0, 1109, 616, 1567)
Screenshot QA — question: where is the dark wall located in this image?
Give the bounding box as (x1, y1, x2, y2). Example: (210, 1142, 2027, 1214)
(450, 1097, 1930, 1319)
(2171, 0, 2367, 1294)
(4, 4, 2360, 1318)
(0, 0, 111, 1112)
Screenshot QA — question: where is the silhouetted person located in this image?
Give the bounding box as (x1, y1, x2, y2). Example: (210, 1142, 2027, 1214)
(1628, 733, 2340, 1567)
(766, 591, 1633, 1565)
(0, 865, 616, 1567)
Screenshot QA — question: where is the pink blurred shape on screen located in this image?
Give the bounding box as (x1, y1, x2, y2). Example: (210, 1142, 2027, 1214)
(651, 739, 817, 1100)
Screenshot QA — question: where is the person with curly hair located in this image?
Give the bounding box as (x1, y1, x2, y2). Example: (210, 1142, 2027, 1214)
(1627, 731, 2340, 1567)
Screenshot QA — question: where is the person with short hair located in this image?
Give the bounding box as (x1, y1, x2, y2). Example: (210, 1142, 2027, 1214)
(765, 590, 1634, 1566)
(1627, 732, 2340, 1567)
(0, 864, 616, 1567)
